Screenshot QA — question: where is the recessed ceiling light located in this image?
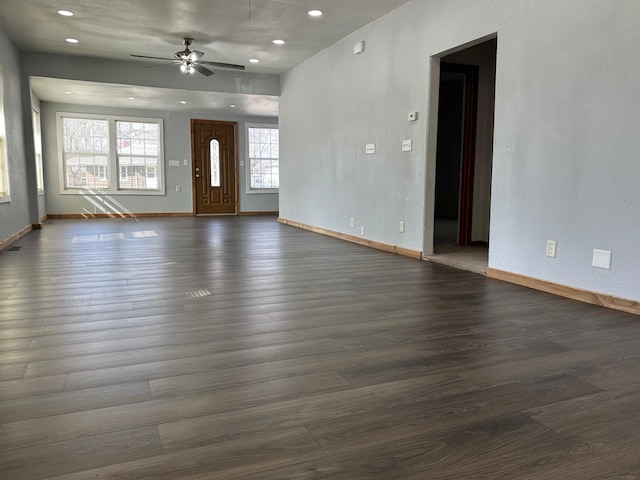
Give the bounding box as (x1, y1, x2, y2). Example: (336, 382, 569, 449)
(249, 58, 260, 63)
(230, 104, 237, 108)
(128, 97, 135, 100)
(272, 39, 285, 45)
(308, 9, 323, 17)
(180, 101, 187, 104)
(65, 38, 79, 44)
(58, 9, 74, 17)
(64, 91, 73, 95)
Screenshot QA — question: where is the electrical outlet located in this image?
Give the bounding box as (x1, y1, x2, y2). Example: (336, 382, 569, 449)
(176, 185, 181, 192)
(183, 159, 189, 166)
(360, 226, 365, 236)
(546, 240, 557, 258)
(365, 143, 376, 154)
(400, 221, 405, 233)
(350, 217, 356, 228)
(402, 139, 412, 152)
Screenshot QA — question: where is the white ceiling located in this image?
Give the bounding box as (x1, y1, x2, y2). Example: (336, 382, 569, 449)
(0, 0, 413, 116)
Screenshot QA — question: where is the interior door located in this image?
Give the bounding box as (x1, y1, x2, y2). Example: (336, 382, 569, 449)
(191, 119, 238, 214)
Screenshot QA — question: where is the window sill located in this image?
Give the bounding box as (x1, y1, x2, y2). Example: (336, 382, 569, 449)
(0, 195, 10, 204)
(246, 189, 279, 195)
(60, 189, 166, 196)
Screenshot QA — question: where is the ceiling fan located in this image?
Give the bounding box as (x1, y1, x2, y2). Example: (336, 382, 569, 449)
(131, 37, 245, 76)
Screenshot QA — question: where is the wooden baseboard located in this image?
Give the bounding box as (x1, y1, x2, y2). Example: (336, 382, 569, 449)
(278, 217, 422, 260)
(47, 212, 193, 219)
(31, 224, 43, 230)
(486, 267, 640, 316)
(0, 225, 33, 251)
(239, 211, 279, 216)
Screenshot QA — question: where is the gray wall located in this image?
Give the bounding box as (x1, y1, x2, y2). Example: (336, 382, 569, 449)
(40, 102, 278, 215)
(279, 0, 640, 302)
(0, 27, 31, 244)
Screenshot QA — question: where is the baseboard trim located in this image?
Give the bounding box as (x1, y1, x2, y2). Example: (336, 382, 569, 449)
(278, 218, 422, 260)
(0, 225, 33, 251)
(47, 212, 193, 219)
(239, 211, 279, 216)
(486, 267, 640, 316)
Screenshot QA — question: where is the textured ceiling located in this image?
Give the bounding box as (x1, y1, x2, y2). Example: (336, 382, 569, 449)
(0, 0, 412, 74)
(0, 0, 413, 116)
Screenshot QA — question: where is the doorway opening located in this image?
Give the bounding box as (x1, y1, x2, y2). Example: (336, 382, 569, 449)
(427, 37, 497, 274)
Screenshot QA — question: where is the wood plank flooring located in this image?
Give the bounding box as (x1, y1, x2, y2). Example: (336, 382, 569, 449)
(1, 216, 640, 479)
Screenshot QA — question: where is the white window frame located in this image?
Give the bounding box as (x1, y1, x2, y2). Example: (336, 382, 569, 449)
(0, 68, 10, 203)
(246, 123, 279, 194)
(33, 107, 44, 194)
(56, 112, 165, 195)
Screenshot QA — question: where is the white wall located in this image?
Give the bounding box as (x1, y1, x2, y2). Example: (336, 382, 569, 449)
(41, 102, 278, 215)
(279, 0, 640, 302)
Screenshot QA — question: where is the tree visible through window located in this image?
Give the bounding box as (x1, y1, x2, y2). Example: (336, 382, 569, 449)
(248, 126, 279, 190)
(62, 117, 109, 189)
(58, 114, 163, 193)
(116, 121, 159, 189)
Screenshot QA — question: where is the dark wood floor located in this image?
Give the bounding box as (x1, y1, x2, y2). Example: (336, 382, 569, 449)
(1, 216, 640, 479)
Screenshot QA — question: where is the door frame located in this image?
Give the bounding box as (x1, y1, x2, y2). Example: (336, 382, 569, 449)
(190, 119, 239, 215)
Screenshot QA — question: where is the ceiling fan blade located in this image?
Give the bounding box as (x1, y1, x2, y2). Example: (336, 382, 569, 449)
(199, 60, 246, 71)
(188, 50, 204, 61)
(131, 54, 176, 62)
(192, 63, 214, 77)
(143, 62, 175, 69)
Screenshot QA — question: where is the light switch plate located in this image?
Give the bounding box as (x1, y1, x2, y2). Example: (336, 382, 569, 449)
(592, 249, 611, 269)
(366, 143, 376, 154)
(546, 240, 557, 258)
(168, 160, 180, 167)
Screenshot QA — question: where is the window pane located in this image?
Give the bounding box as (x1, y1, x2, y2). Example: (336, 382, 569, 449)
(64, 154, 109, 189)
(248, 127, 279, 190)
(210, 139, 220, 187)
(63, 118, 109, 154)
(116, 121, 161, 190)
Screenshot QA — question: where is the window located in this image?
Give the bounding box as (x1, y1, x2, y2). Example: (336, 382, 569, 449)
(210, 139, 220, 187)
(0, 69, 9, 202)
(116, 120, 160, 190)
(33, 108, 44, 193)
(57, 113, 164, 194)
(247, 124, 279, 192)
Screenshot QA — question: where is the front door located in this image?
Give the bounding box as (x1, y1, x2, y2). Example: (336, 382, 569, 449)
(191, 119, 238, 214)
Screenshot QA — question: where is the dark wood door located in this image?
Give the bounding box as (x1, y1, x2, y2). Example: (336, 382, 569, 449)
(191, 119, 238, 214)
